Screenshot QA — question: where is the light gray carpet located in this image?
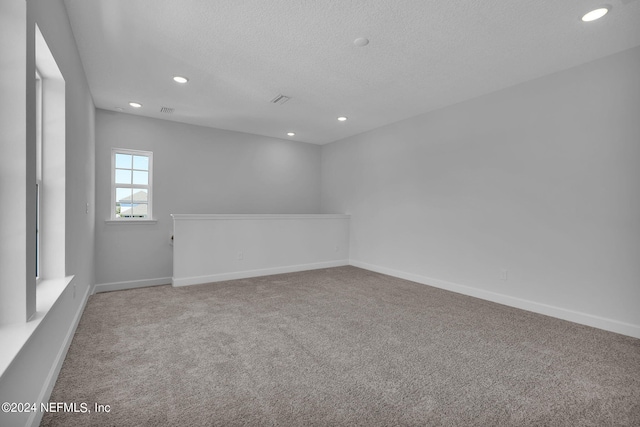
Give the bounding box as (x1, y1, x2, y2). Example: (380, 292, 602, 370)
(41, 266, 640, 426)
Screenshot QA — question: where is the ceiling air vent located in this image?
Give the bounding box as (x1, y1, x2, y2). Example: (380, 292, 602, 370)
(270, 94, 291, 105)
(160, 106, 174, 114)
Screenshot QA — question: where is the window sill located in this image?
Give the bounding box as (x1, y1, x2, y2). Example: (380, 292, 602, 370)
(105, 219, 157, 225)
(0, 275, 74, 380)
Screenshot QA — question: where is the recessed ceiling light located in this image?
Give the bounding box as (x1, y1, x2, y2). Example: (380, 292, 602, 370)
(287, 132, 296, 136)
(581, 6, 610, 22)
(337, 116, 348, 122)
(354, 37, 369, 47)
(129, 102, 142, 108)
(173, 76, 189, 84)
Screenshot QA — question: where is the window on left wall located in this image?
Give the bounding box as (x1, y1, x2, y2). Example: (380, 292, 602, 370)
(34, 23, 66, 282)
(111, 148, 153, 220)
(35, 69, 42, 279)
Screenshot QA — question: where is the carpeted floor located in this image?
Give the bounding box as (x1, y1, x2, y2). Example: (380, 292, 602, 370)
(41, 266, 640, 426)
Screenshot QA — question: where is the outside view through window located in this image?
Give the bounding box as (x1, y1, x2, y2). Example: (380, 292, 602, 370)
(114, 153, 150, 218)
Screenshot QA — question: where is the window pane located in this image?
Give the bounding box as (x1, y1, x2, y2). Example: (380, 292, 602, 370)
(116, 187, 133, 203)
(116, 188, 133, 218)
(132, 189, 148, 202)
(115, 153, 132, 169)
(133, 203, 148, 218)
(132, 170, 148, 185)
(120, 205, 133, 217)
(133, 155, 149, 171)
(115, 169, 131, 184)
(121, 202, 147, 218)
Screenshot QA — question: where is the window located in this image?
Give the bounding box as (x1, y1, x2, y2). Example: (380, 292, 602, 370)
(34, 23, 66, 282)
(111, 148, 153, 220)
(35, 69, 42, 279)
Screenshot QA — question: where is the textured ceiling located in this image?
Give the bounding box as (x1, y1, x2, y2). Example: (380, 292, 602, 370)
(63, 0, 640, 144)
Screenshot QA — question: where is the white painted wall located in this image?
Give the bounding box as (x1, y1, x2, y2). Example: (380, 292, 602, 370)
(322, 46, 640, 337)
(0, 0, 29, 325)
(94, 112, 322, 289)
(172, 214, 350, 286)
(0, 0, 96, 426)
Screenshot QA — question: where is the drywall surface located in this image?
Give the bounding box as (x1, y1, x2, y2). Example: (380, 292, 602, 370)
(95, 112, 322, 287)
(0, 0, 96, 426)
(321, 46, 640, 335)
(172, 214, 350, 286)
(0, 0, 28, 325)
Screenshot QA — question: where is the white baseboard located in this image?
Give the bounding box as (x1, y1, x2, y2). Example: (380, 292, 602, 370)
(27, 284, 90, 427)
(350, 259, 640, 339)
(172, 260, 349, 287)
(93, 277, 171, 294)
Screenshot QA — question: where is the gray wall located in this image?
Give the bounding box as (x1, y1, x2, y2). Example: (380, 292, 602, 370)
(0, 0, 28, 324)
(94, 111, 322, 286)
(0, 0, 95, 426)
(321, 46, 640, 330)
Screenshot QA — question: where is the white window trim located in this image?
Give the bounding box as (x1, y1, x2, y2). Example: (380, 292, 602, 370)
(110, 148, 154, 221)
